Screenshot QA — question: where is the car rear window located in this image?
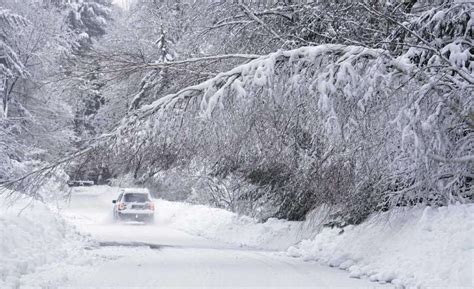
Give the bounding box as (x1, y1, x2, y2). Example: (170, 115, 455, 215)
(123, 193, 149, 202)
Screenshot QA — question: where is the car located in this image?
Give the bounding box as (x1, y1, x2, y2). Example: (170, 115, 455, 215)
(112, 188, 155, 223)
(68, 180, 95, 187)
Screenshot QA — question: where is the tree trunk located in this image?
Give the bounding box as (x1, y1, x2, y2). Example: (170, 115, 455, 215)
(1, 78, 8, 119)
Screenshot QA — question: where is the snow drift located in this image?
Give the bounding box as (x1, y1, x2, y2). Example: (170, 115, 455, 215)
(287, 205, 474, 288)
(0, 193, 90, 289)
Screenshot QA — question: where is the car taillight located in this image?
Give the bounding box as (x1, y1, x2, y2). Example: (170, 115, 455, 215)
(118, 203, 126, 210)
(147, 202, 155, 210)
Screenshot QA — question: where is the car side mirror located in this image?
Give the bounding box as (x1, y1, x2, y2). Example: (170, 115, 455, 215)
(112, 200, 117, 204)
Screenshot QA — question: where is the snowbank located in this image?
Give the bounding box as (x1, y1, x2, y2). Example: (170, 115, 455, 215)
(287, 205, 474, 288)
(155, 199, 326, 250)
(0, 193, 90, 289)
(156, 197, 473, 287)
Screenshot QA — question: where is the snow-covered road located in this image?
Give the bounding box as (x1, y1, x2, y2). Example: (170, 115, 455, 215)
(61, 186, 391, 288)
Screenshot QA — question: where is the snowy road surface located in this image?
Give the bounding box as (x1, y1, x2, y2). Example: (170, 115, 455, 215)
(61, 186, 392, 288)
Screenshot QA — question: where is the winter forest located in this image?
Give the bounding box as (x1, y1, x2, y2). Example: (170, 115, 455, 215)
(2, 0, 472, 222)
(0, 0, 473, 221)
(0, 0, 473, 288)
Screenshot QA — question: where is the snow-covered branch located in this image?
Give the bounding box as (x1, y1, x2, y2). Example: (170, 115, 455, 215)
(127, 44, 392, 122)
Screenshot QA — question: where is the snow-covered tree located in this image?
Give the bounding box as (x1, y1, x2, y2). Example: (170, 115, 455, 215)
(0, 0, 80, 193)
(65, 0, 112, 51)
(384, 0, 473, 206)
(0, 8, 29, 118)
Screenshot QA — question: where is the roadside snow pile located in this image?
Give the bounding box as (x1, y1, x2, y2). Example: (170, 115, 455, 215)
(156, 199, 327, 250)
(287, 204, 474, 288)
(0, 194, 90, 289)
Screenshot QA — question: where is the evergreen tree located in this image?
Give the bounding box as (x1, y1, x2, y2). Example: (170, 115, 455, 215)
(66, 0, 112, 51)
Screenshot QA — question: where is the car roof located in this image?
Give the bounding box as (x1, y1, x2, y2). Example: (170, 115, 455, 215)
(120, 188, 150, 194)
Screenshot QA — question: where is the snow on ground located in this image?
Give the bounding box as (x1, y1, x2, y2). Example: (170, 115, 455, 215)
(152, 193, 474, 288)
(0, 192, 93, 289)
(287, 205, 474, 288)
(68, 244, 392, 289)
(59, 185, 392, 288)
(2, 185, 472, 288)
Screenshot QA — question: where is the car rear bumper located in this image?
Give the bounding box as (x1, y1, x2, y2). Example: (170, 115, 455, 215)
(117, 210, 154, 220)
(119, 209, 154, 215)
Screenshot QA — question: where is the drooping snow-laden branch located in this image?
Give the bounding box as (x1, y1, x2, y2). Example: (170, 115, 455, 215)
(123, 44, 401, 125)
(114, 44, 409, 156)
(110, 44, 405, 142)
